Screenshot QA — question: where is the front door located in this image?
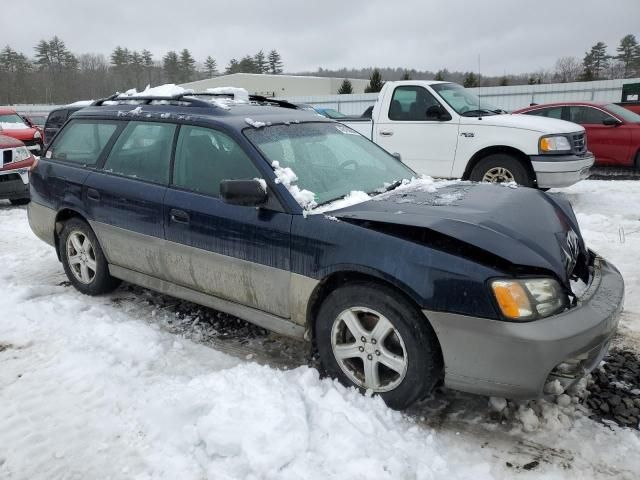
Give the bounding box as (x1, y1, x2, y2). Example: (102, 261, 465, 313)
(375, 85, 459, 177)
(163, 124, 292, 318)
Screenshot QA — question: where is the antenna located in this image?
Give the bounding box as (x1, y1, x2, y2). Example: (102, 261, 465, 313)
(478, 54, 482, 119)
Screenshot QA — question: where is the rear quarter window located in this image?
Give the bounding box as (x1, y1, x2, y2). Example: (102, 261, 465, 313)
(46, 110, 67, 127)
(48, 120, 119, 166)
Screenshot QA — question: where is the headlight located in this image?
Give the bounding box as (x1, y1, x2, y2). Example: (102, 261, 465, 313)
(13, 146, 31, 163)
(34, 130, 41, 140)
(539, 135, 571, 153)
(491, 278, 568, 321)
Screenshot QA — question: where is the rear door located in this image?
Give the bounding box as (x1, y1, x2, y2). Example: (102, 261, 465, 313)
(566, 106, 632, 166)
(84, 121, 177, 278)
(163, 124, 292, 318)
(374, 85, 459, 177)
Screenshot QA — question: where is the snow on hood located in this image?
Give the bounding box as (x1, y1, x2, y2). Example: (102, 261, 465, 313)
(461, 113, 584, 134)
(0, 122, 28, 130)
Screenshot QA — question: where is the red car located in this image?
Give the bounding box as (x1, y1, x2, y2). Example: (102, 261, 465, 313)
(0, 107, 44, 155)
(514, 102, 640, 168)
(0, 134, 36, 204)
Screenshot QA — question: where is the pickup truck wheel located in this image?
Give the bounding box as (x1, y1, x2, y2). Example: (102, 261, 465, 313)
(315, 283, 442, 410)
(470, 154, 534, 187)
(59, 218, 121, 295)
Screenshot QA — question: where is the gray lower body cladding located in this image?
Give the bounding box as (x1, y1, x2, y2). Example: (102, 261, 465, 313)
(425, 256, 624, 398)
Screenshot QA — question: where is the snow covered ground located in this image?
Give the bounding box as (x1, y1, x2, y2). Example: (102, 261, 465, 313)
(0, 180, 639, 479)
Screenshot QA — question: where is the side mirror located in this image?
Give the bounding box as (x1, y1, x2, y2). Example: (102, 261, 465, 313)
(602, 117, 622, 126)
(426, 105, 452, 121)
(220, 179, 267, 206)
(391, 152, 402, 162)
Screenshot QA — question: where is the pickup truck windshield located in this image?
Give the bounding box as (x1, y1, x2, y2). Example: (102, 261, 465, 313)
(432, 83, 502, 117)
(245, 122, 414, 206)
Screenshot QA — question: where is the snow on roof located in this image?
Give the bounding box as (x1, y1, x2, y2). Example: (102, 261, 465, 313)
(206, 87, 249, 102)
(66, 100, 94, 107)
(120, 84, 193, 98)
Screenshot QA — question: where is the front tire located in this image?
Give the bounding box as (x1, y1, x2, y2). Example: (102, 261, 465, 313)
(315, 283, 442, 410)
(469, 153, 534, 187)
(59, 218, 120, 295)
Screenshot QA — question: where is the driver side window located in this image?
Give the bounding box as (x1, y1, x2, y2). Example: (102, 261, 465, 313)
(389, 86, 443, 121)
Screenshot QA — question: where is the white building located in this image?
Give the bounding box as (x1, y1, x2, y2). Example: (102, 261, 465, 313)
(180, 73, 370, 97)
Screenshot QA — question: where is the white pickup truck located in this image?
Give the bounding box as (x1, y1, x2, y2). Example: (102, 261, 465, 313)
(340, 81, 594, 188)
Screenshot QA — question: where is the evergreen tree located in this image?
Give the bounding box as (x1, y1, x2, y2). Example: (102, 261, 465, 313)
(338, 79, 353, 94)
(163, 51, 180, 83)
(0, 46, 32, 104)
(253, 50, 267, 74)
(616, 34, 640, 78)
(130, 51, 144, 87)
(434, 70, 445, 81)
(204, 56, 217, 77)
(462, 72, 478, 88)
(499, 76, 509, 86)
(178, 48, 196, 82)
(583, 42, 610, 79)
(267, 49, 283, 74)
(401, 70, 411, 80)
(239, 55, 258, 73)
(226, 58, 240, 74)
(364, 68, 384, 93)
(141, 49, 154, 84)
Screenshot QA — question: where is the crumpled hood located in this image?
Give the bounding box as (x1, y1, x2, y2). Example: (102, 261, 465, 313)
(460, 113, 583, 134)
(330, 182, 587, 286)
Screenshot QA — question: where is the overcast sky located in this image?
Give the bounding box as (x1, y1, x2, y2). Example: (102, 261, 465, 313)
(2, 0, 639, 75)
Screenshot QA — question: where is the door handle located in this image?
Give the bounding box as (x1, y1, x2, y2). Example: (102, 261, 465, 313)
(170, 209, 190, 225)
(379, 130, 394, 137)
(87, 188, 101, 201)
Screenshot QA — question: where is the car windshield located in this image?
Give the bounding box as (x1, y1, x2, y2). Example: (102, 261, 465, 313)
(605, 103, 640, 123)
(0, 114, 27, 127)
(244, 122, 415, 206)
(431, 83, 502, 116)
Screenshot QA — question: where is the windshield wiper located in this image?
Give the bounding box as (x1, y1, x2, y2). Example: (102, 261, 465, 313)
(460, 109, 497, 117)
(383, 179, 403, 192)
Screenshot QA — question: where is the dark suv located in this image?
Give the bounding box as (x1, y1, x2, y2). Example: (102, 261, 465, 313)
(28, 91, 624, 409)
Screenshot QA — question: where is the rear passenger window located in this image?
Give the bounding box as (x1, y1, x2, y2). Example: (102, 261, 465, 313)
(49, 120, 118, 165)
(526, 107, 563, 119)
(173, 125, 261, 197)
(103, 122, 176, 184)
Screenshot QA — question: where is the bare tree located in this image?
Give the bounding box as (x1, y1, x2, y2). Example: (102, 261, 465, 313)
(554, 57, 582, 83)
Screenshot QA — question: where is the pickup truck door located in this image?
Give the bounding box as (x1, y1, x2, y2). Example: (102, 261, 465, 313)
(373, 85, 459, 177)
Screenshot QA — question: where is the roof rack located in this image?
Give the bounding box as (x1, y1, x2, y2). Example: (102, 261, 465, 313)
(91, 92, 299, 110)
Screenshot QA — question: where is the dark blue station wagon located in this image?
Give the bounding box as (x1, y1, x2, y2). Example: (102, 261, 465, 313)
(28, 92, 624, 409)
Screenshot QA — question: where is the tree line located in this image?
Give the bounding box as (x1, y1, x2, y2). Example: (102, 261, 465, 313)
(328, 34, 640, 94)
(0, 36, 285, 104)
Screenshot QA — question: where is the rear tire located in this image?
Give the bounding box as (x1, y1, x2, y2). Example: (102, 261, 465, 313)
(9, 198, 30, 206)
(315, 282, 443, 410)
(59, 218, 121, 295)
(469, 154, 534, 187)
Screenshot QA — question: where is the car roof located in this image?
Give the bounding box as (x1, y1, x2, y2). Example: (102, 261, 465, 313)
(515, 101, 610, 112)
(0, 107, 18, 115)
(73, 102, 331, 130)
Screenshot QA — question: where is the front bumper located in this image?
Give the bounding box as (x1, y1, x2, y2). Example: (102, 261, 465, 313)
(0, 167, 29, 200)
(424, 255, 624, 399)
(531, 153, 594, 188)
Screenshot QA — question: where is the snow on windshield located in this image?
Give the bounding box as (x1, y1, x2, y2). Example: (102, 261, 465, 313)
(271, 161, 317, 212)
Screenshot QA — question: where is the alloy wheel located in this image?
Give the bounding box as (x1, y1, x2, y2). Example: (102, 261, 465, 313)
(66, 231, 97, 284)
(482, 166, 516, 183)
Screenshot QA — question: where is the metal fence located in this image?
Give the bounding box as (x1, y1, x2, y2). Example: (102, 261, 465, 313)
(279, 78, 640, 115)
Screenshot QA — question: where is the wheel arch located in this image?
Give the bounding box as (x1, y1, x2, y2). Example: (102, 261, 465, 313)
(53, 208, 89, 260)
(463, 145, 535, 182)
(305, 269, 442, 353)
